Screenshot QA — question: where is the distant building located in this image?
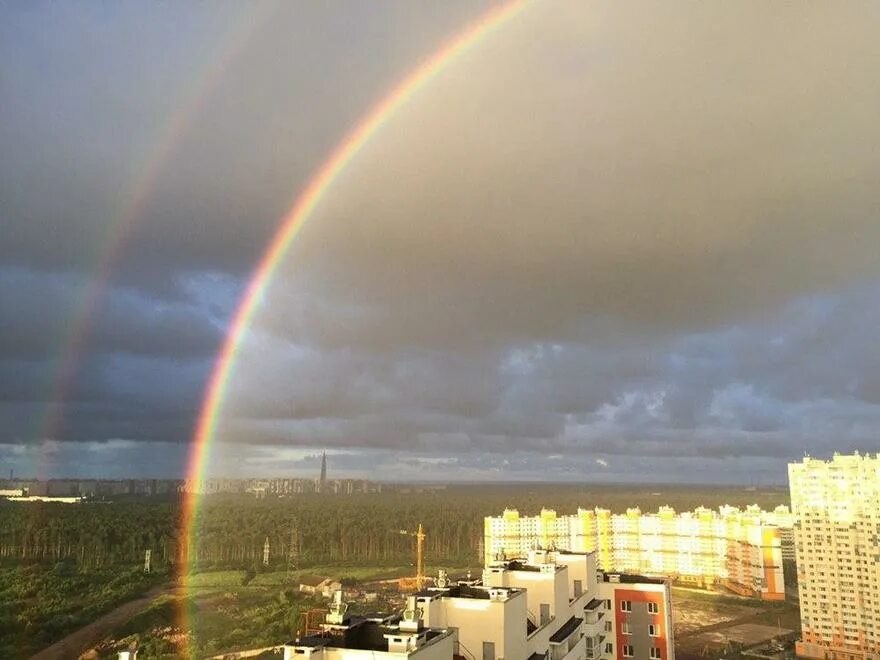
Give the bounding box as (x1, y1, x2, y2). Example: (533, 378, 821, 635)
(180, 476, 380, 496)
(299, 575, 343, 599)
(790, 453, 880, 659)
(319, 451, 328, 493)
(485, 505, 790, 600)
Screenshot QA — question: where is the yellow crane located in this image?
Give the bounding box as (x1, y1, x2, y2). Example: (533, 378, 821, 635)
(397, 524, 426, 591)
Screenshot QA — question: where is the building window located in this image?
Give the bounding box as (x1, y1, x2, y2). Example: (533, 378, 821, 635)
(648, 602, 659, 614)
(620, 600, 632, 612)
(622, 622, 631, 635)
(605, 643, 613, 654)
(649, 624, 660, 637)
(650, 648, 662, 659)
(623, 645, 634, 657)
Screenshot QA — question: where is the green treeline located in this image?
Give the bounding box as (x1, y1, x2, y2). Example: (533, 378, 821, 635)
(0, 485, 789, 571)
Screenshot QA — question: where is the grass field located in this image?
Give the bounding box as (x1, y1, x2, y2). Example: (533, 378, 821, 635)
(0, 563, 166, 660)
(92, 563, 474, 658)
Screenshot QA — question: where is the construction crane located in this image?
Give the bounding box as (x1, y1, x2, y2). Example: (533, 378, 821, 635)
(397, 524, 426, 592)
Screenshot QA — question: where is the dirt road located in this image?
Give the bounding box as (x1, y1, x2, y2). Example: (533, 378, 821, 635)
(29, 584, 173, 660)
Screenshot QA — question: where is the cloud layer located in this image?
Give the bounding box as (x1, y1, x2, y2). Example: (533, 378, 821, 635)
(3, 2, 880, 481)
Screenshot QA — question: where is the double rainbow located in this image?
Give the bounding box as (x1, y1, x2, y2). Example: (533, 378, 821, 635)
(178, 0, 531, 648)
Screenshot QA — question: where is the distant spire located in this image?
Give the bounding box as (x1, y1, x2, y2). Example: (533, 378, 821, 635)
(319, 451, 327, 491)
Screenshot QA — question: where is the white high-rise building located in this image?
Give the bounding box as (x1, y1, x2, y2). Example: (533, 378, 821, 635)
(790, 453, 880, 660)
(284, 550, 674, 660)
(485, 505, 788, 600)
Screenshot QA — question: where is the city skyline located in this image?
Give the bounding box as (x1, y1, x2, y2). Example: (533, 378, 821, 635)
(4, 2, 880, 483)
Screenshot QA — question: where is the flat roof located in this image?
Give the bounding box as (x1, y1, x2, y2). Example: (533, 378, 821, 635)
(550, 616, 582, 644)
(602, 572, 666, 585)
(489, 560, 562, 573)
(416, 584, 523, 600)
(287, 619, 447, 653)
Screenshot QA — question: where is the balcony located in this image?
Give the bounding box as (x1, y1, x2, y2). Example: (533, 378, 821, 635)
(582, 618, 605, 639)
(584, 641, 604, 660)
(584, 610, 604, 625)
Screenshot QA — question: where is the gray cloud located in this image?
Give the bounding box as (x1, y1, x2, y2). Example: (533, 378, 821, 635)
(3, 2, 880, 481)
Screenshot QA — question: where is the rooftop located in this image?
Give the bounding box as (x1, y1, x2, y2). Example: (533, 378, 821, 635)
(602, 572, 666, 585)
(487, 559, 563, 573)
(288, 618, 448, 653)
(416, 583, 523, 601)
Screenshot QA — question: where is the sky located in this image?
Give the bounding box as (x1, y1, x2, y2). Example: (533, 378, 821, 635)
(2, 1, 880, 484)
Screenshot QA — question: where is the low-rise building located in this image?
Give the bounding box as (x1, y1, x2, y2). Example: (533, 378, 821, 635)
(299, 576, 343, 598)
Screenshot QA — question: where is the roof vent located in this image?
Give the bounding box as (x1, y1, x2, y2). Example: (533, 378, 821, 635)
(326, 590, 348, 624)
(400, 596, 423, 632)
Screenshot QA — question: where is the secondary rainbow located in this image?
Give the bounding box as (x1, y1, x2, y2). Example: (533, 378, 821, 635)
(179, 0, 532, 640)
(35, 1, 280, 474)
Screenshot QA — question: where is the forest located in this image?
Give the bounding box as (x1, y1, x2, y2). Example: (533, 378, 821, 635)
(0, 484, 789, 570)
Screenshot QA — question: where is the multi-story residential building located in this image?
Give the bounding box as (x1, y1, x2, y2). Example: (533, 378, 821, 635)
(485, 505, 788, 600)
(601, 573, 674, 660)
(429, 548, 673, 660)
(789, 453, 880, 660)
(286, 550, 674, 660)
(284, 592, 457, 660)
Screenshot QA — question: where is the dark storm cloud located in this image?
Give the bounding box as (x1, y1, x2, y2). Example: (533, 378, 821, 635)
(0, 0, 488, 455)
(275, 1, 880, 351)
(0, 268, 222, 360)
(221, 284, 880, 473)
(0, 1, 495, 291)
(3, 1, 880, 481)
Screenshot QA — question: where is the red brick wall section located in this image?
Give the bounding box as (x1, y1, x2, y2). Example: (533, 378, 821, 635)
(614, 589, 668, 660)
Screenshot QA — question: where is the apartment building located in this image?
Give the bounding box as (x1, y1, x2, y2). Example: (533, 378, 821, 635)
(485, 505, 788, 600)
(601, 573, 674, 660)
(789, 453, 880, 660)
(284, 592, 457, 660)
(287, 550, 674, 660)
(430, 548, 673, 660)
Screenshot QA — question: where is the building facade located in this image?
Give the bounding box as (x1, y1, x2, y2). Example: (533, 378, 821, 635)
(272, 547, 674, 660)
(485, 505, 789, 600)
(602, 574, 674, 660)
(419, 549, 674, 660)
(790, 453, 880, 660)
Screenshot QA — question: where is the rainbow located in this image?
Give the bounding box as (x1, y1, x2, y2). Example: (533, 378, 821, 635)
(179, 0, 531, 648)
(36, 2, 280, 473)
